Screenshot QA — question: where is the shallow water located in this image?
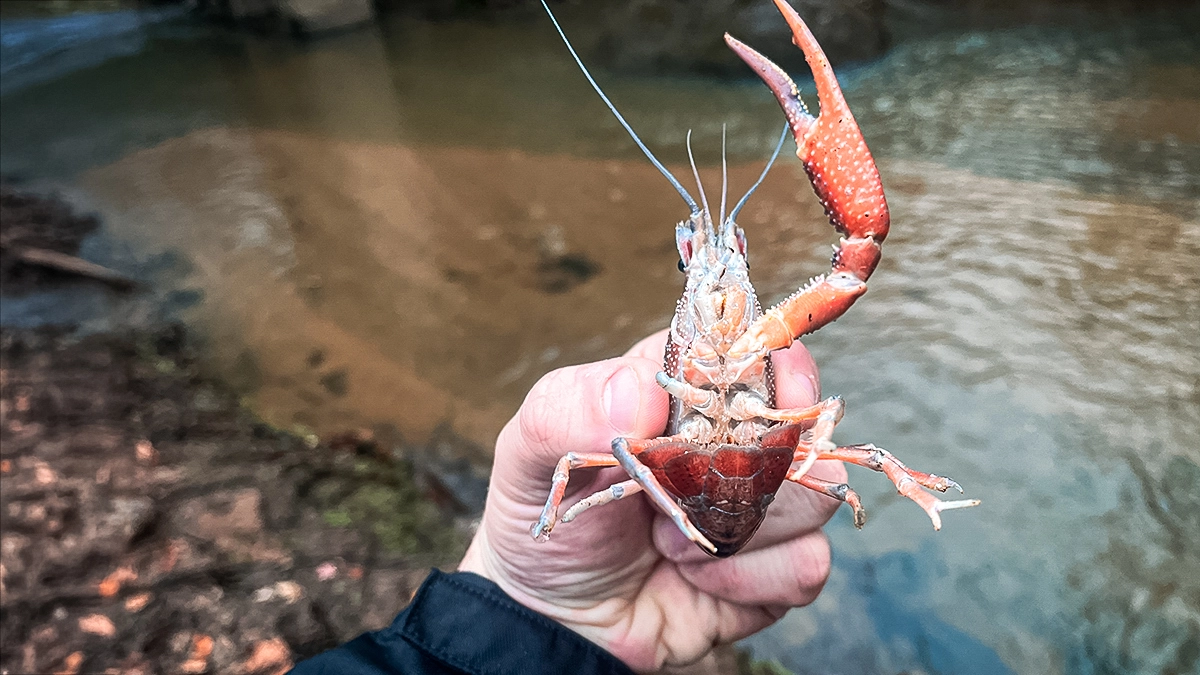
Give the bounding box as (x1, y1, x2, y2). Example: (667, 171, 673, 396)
(2, 5, 1198, 673)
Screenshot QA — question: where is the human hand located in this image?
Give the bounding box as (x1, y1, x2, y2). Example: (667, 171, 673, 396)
(458, 329, 846, 672)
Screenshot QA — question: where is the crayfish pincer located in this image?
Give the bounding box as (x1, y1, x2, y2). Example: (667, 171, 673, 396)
(531, 0, 979, 557)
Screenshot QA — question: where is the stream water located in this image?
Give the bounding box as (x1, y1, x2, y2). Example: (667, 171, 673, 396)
(1, 4, 1197, 674)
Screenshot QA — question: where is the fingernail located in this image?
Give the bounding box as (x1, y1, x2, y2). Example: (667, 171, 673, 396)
(602, 366, 641, 434)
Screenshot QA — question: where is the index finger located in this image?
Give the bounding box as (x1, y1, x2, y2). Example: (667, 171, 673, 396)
(491, 355, 668, 500)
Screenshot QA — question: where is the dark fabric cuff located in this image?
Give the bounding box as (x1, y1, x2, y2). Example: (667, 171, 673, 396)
(303, 569, 636, 675)
(393, 570, 634, 675)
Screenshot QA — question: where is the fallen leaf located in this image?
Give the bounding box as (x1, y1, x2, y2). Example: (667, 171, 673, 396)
(35, 463, 55, 485)
(79, 614, 116, 637)
(98, 566, 137, 598)
(180, 658, 207, 674)
(135, 440, 158, 464)
(315, 562, 337, 581)
(273, 580, 303, 604)
(191, 634, 214, 660)
(52, 651, 83, 675)
(240, 638, 291, 674)
(160, 539, 183, 573)
(98, 577, 119, 598)
(124, 592, 152, 612)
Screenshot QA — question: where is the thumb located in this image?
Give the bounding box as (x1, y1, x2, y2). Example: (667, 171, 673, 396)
(492, 356, 669, 500)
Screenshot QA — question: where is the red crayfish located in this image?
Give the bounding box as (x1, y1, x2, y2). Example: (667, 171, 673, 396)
(532, 0, 979, 557)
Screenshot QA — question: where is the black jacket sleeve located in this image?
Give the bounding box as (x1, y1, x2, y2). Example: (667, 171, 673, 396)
(289, 570, 636, 675)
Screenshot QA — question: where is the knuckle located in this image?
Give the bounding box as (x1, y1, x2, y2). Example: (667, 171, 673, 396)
(518, 367, 579, 450)
(793, 533, 832, 601)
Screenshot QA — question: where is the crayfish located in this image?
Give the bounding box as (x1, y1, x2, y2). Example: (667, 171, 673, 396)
(532, 0, 979, 557)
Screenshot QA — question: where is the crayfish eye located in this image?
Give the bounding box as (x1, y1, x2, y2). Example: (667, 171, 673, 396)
(678, 259, 687, 273)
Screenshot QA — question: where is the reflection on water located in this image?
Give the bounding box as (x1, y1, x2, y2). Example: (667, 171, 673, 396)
(2, 4, 1198, 673)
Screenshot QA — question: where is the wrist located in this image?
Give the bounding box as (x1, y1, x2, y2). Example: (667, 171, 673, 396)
(458, 527, 638, 668)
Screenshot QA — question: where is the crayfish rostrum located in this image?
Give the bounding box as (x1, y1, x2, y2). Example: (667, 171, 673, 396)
(532, 0, 979, 557)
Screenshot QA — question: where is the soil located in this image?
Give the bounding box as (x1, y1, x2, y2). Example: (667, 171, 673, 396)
(0, 324, 478, 674)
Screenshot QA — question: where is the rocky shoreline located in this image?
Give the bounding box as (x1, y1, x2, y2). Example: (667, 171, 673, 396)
(0, 324, 471, 674)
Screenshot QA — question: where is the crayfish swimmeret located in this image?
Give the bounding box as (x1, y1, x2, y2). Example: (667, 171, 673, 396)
(532, 0, 979, 557)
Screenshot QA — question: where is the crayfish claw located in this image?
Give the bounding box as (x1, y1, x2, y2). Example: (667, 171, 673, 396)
(726, 0, 889, 279)
(723, 33, 811, 136)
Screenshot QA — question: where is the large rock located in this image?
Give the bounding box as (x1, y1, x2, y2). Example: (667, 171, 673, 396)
(384, 0, 889, 72)
(279, 0, 374, 33)
(576, 0, 888, 75)
(201, 0, 375, 34)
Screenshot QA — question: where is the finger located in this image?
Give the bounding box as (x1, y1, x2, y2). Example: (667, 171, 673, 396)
(492, 356, 669, 500)
(771, 340, 820, 407)
(624, 328, 669, 360)
(675, 529, 832, 607)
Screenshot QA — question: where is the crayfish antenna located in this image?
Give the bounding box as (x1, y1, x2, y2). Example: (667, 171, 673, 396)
(725, 123, 789, 241)
(719, 123, 729, 228)
(541, 0, 700, 216)
(686, 130, 715, 239)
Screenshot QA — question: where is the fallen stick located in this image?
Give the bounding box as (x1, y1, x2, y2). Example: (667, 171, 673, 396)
(2, 244, 137, 291)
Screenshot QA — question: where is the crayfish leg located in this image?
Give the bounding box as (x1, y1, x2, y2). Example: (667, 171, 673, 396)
(726, 274, 867, 358)
(561, 479, 644, 523)
(793, 443, 980, 530)
(531, 451, 621, 541)
(789, 472, 866, 529)
(612, 437, 718, 554)
(730, 394, 845, 481)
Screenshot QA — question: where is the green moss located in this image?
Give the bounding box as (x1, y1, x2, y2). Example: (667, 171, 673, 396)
(322, 509, 353, 527)
(735, 651, 793, 675)
(289, 424, 320, 449)
(313, 460, 462, 556)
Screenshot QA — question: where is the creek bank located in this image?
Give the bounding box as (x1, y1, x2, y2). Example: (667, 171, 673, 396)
(0, 181, 478, 675)
(0, 324, 477, 674)
(1, 180, 101, 294)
